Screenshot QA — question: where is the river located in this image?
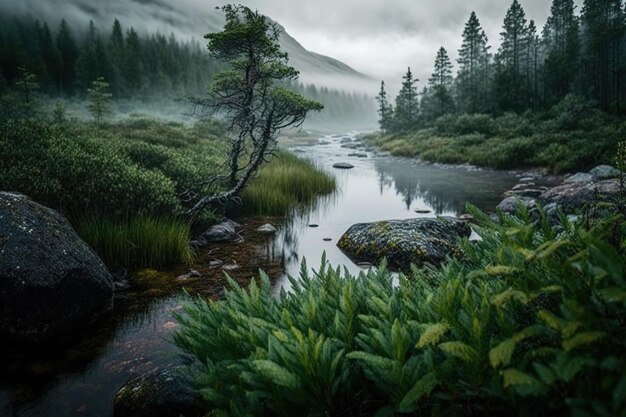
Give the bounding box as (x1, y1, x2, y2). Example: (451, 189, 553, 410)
(0, 132, 521, 417)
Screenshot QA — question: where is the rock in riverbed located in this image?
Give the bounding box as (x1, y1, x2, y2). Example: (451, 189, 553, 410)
(114, 367, 204, 417)
(191, 219, 241, 247)
(333, 162, 354, 169)
(337, 218, 471, 272)
(0, 192, 114, 343)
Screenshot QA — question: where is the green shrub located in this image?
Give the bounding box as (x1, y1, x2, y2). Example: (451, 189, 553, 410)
(238, 151, 336, 216)
(175, 207, 626, 417)
(77, 215, 195, 269)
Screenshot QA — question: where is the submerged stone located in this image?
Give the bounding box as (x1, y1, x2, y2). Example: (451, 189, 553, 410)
(114, 367, 204, 417)
(337, 218, 471, 272)
(333, 162, 355, 169)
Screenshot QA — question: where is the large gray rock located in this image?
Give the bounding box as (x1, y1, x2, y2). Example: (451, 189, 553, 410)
(539, 179, 621, 212)
(337, 218, 471, 272)
(563, 172, 593, 185)
(590, 165, 622, 181)
(192, 219, 241, 247)
(333, 162, 355, 169)
(114, 367, 204, 417)
(0, 192, 114, 343)
(497, 196, 536, 213)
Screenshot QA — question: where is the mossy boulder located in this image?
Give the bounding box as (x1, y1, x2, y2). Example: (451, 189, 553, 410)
(114, 367, 204, 417)
(0, 192, 113, 343)
(337, 218, 471, 272)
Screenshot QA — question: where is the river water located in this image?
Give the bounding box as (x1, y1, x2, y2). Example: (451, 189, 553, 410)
(0, 132, 520, 417)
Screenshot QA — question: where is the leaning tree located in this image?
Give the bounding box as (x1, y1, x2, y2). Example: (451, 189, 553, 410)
(183, 4, 323, 218)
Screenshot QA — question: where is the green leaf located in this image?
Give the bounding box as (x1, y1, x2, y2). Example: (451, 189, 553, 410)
(599, 287, 626, 303)
(485, 265, 521, 276)
(438, 341, 478, 363)
(562, 332, 605, 352)
(533, 363, 556, 385)
(416, 323, 449, 349)
(489, 338, 516, 368)
(398, 372, 438, 412)
(492, 288, 529, 306)
(501, 368, 540, 388)
(252, 360, 300, 389)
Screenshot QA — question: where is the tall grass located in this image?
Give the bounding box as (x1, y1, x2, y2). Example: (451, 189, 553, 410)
(77, 215, 195, 270)
(239, 151, 336, 216)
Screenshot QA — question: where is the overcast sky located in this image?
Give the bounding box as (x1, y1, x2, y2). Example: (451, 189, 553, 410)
(240, 0, 583, 86)
(1, 0, 583, 90)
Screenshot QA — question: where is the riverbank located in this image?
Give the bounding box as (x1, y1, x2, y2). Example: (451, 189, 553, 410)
(364, 112, 626, 174)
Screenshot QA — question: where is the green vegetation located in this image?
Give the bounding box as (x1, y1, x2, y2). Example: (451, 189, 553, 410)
(368, 106, 625, 172)
(175, 202, 626, 417)
(77, 215, 195, 269)
(373, 0, 626, 172)
(240, 152, 336, 216)
(0, 116, 334, 269)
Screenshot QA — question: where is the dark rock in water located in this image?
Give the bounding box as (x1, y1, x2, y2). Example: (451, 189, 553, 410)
(340, 137, 353, 143)
(539, 179, 620, 213)
(497, 196, 537, 213)
(341, 143, 360, 150)
(193, 219, 241, 246)
(512, 182, 536, 191)
(323, 238, 333, 242)
(414, 208, 432, 214)
(563, 172, 593, 185)
(0, 192, 114, 343)
(333, 162, 354, 169)
(309, 224, 320, 228)
(114, 367, 204, 417)
(337, 218, 471, 272)
(257, 223, 277, 235)
(590, 165, 622, 181)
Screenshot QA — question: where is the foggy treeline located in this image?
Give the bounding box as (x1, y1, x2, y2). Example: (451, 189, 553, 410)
(378, 0, 626, 133)
(0, 14, 375, 126)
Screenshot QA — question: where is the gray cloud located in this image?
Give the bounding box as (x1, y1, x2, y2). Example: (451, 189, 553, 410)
(0, 0, 583, 92)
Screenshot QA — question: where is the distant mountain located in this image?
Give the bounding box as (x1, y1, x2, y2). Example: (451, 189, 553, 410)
(0, 0, 376, 92)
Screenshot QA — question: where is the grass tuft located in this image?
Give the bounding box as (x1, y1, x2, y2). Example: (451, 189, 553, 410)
(77, 215, 195, 270)
(239, 151, 336, 216)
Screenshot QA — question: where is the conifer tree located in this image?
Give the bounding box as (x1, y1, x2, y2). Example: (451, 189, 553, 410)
(543, 0, 580, 105)
(56, 19, 79, 96)
(457, 12, 491, 113)
(109, 19, 126, 95)
(394, 67, 419, 131)
(376, 81, 393, 134)
(37, 22, 60, 94)
(123, 27, 142, 95)
(495, 0, 528, 111)
(87, 77, 112, 126)
(427, 47, 455, 118)
(14, 66, 39, 117)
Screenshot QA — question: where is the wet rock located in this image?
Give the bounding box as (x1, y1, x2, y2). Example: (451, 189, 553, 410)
(194, 219, 241, 246)
(539, 179, 621, 213)
(348, 153, 368, 158)
(414, 209, 432, 214)
(323, 238, 333, 242)
(208, 260, 223, 268)
(513, 189, 544, 198)
(563, 172, 593, 185)
(309, 224, 320, 228)
(0, 192, 114, 343)
(590, 165, 622, 181)
(512, 183, 535, 191)
(114, 367, 204, 417)
(333, 162, 355, 169)
(338, 218, 471, 272)
(519, 177, 536, 183)
(340, 137, 353, 143)
(176, 270, 201, 281)
(341, 143, 360, 150)
(497, 196, 537, 213)
(257, 223, 277, 235)
(458, 213, 475, 222)
(222, 263, 239, 272)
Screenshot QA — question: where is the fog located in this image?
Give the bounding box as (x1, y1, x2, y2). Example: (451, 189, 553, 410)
(0, 0, 584, 94)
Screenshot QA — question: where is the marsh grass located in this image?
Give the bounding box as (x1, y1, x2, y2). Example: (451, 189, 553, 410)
(239, 151, 336, 216)
(77, 215, 195, 270)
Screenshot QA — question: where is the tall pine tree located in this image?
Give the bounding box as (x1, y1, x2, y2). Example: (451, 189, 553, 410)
(56, 19, 79, 96)
(376, 80, 393, 133)
(394, 67, 419, 131)
(457, 12, 491, 113)
(427, 47, 455, 118)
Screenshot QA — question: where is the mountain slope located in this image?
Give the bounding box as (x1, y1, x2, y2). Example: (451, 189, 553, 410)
(0, 0, 375, 92)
